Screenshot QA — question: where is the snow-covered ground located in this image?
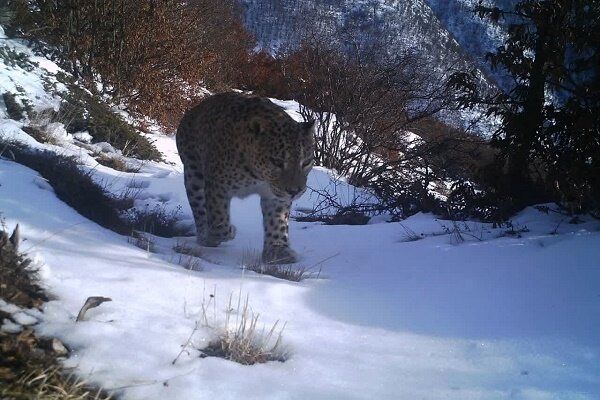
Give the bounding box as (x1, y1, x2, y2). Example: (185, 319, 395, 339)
(1, 25, 600, 400)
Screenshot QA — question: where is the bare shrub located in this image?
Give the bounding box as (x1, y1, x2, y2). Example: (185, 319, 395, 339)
(294, 179, 380, 224)
(398, 223, 423, 242)
(279, 37, 493, 219)
(168, 252, 202, 271)
(438, 219, 487, 244)
(502, 221, 530, 238)
(235, 51, 289, 98)
(284, 38, 451, 182)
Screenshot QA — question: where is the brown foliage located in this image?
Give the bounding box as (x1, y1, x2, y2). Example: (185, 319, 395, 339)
(257, 38, 493, 218)
(12, 0, 254, 128)
(280, 39, 454, 182)
(236, 51, 290, 99)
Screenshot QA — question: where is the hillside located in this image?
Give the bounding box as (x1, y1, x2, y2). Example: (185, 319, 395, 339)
(240, 0, 507, 86)
(240, 0, 506, 133)
(1, 23, 600, 400)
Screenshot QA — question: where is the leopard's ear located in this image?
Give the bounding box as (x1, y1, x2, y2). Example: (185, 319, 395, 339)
(300, 120, 316, 135)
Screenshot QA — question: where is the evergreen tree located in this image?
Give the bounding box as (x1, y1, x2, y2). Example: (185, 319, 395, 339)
(452, 0, 600, 213)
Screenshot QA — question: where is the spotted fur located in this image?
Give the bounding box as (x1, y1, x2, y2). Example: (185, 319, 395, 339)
(176, 92, 315, 263)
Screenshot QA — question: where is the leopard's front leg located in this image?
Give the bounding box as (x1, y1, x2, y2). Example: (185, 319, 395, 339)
(260, 197, 297, 264)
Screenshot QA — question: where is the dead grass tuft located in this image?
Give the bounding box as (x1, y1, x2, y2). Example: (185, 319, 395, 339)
(200, 294, 287, 365)
(241, 251, 321, 282)
(95, 154, 138, 173)
(173, 241, 201, 257)
(174, 253, 203, 271)
(398, 223, 423, 242)
(127, 230, 155, 253)
(123, 204, 185, 237)
(21, 125, 59, 145)
(1, 364, 111, 400)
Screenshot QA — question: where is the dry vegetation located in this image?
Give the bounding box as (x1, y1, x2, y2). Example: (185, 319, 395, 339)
(238, 35, 495, 219)
(123, 204, 186, 238)
(2, 91, 27, 121)
(0, 225, 111, 399)
(200, 294, 287, 365)
(128, 230, 155, 253)
(95, 154, 136, 173)
(1, 142, 131, 234)
(1, 141, 184, 238)
(10, 0, 253, 128)
(242, 251, 320, 282)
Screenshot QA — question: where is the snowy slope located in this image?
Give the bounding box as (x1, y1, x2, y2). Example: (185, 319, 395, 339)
(241, 0, 498, 134)
(1, 25, 600, 400)
(2, 141, 600, 399)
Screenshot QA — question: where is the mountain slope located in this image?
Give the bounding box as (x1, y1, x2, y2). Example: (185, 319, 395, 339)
(241, 0, 517, 90)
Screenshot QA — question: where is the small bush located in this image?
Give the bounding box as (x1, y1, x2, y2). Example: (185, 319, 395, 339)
(53, 100, 87, 135)
(200, 294, 287, 365)
(0, 45, 37, 71)
(123, 204, 184, 237)
(0, 225, 46, 309)
(95, 154, 136, 172)
(1, 141, 130, 234)
(55, 81, 162, 161)
(21, 125, 57, 145)
(3, 92, 25, 121)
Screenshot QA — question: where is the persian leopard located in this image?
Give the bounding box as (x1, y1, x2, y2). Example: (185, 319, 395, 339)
(176, 92, 315, 264)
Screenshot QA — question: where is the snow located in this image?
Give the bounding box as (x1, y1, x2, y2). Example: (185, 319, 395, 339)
(0, 300, 22, 314)
(12, 311, 38, 326)
(0, 27, 64, 113)
(1, 319, 22, 334)
(2, 146, 600, 399)
(1, 25, 600, 400)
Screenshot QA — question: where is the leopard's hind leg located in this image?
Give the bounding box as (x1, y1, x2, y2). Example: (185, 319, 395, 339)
(181, 151, 210, 246)
(204, 182, 236, 247)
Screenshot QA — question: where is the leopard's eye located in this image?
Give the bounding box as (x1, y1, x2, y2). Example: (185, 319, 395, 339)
(302, 159, 313, 169)
(270, 157, 285, 169)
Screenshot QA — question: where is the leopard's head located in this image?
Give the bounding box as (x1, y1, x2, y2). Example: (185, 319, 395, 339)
(252, 117, 315, 200)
